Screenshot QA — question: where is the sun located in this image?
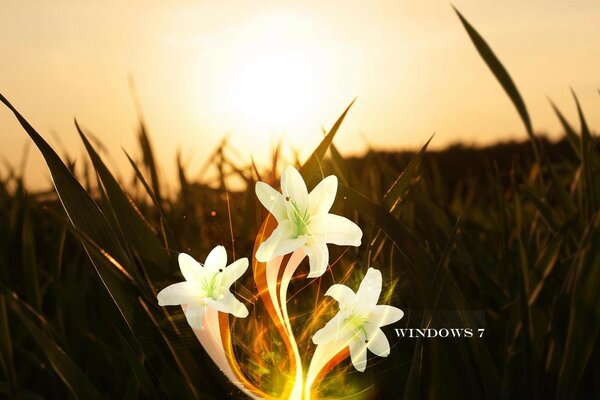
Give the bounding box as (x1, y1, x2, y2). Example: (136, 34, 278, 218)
(212, 13, 324, 137)
(225, 51, 315, 131)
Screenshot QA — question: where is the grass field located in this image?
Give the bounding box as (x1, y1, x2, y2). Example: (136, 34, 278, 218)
(0, 10, 599, 400)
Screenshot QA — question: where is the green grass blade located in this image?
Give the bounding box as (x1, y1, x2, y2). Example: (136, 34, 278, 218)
(138, 122, 162, 201)
(301, 99, 355, 183)
(123, 150, 176, 254)
(403, 339, 423, 399)
(520, 184, 562, 232)
(529, 230, 565, 306)
(572, 91, 598, 213)
(384, 135, 433, 212)
(454, 7, 538, 160)
(0, 93, 134, 275)
(113, 327, 160, 399)
(514, 187, 534, 394)
(557, 213, 600, 395)
(0, 295, 16, 394)
(10, 295, 104, 400)
(427, 216, 462, 314)
(21, 213, 41, 310)
(75, 121, 170, 274)
(340, 184, 432, 260)
(550, 100, 581, 159)
(328, 140, 350, 186)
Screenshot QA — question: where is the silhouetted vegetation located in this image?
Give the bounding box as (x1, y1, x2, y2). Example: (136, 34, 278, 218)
(1, 8, 598, 400)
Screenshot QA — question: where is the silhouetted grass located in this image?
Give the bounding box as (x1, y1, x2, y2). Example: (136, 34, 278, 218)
(0, 8, 599, 400)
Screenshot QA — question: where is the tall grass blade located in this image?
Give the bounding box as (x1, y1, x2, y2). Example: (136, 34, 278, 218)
(0, 94, 134, 275)
(557, 213, 600, 395)
(76, 121, 170, 275)
(550, 100, 581, 158)
(0, 295, 16, 394)
(384, 135, 433, 212)
(124, 150, 176, 253)
(572, 91, 599, 213)
(138, 122, 162, 201)
(454, 7, 538, 160)
(301, 99, 355, 183)
(10, 295, 104, 400)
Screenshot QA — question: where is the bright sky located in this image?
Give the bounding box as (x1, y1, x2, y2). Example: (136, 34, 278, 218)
(1, 0, 599, 189)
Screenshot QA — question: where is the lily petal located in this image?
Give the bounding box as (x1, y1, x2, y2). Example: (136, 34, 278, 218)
(178, 253, 203, 283)
(221, 258, 249, 289)
(325, 284, 357, 308)
(184, 303, 207, 329)
(255, 182, 287, 223)
(349, 340, 368, 372)
(157, 282, 198, 306)
(367, 329, 390, 357)
(312, 312, 351, 344)
(208, 292, 249, 318)
(256, 221, 307, 262)
(308, 175, 338, 215)
(305, 239, 329, 278)
(356, 268, 382, 307)
(281, 165, 308, 213)
(309, 214, 362, 247)
(371, 305, 404, 327)
(204, 245, 227, 274)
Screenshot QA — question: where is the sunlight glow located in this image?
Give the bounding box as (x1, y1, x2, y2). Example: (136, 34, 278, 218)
(225, 51, 316, 131)
(212, 13, 323, 138)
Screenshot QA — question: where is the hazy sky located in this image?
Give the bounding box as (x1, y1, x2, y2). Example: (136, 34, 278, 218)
(1, 0, 599, 188)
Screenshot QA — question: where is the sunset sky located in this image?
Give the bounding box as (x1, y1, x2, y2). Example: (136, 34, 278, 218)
(1, 0, 599, 188)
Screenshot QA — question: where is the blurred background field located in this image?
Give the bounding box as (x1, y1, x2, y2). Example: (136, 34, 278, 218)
(1, 4, 599, 400)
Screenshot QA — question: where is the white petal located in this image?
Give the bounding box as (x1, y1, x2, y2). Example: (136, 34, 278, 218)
(325, 284, 356, 308)
(309, 214, 362, 247)
(367, 329, 390, 357)
(184, 303, 206, 329)
(349, 339, 368, 372)
(281, 165, 308, 213)
(371, 305, 404, 327)
(356, 268, 382, 307)
(312, 312, 351, 345)
(221, 258, 248, 289)
(178, 253, 203, 283)
(255, 182, 287, 223)
(305, 239, 329, 278)
(157, 282, 198, 306)
(208, 292, 249, 318)
(308, 175, 338, 215)
(256, 221, 307, 261)
(204, 245, 227, 274)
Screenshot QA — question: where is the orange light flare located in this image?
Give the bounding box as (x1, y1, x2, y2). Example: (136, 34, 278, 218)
(200, 204, 400, 399)
(294, 255, 356, 347)
(249, 215, 303, 398)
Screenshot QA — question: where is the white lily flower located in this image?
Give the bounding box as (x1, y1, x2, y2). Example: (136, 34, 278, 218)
(157, 245, 249, 329)
(255, 165, 362, 278)
(312, 268, 404, 372)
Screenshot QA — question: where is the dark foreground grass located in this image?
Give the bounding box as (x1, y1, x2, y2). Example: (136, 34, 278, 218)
(1, 9, 599, 400)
